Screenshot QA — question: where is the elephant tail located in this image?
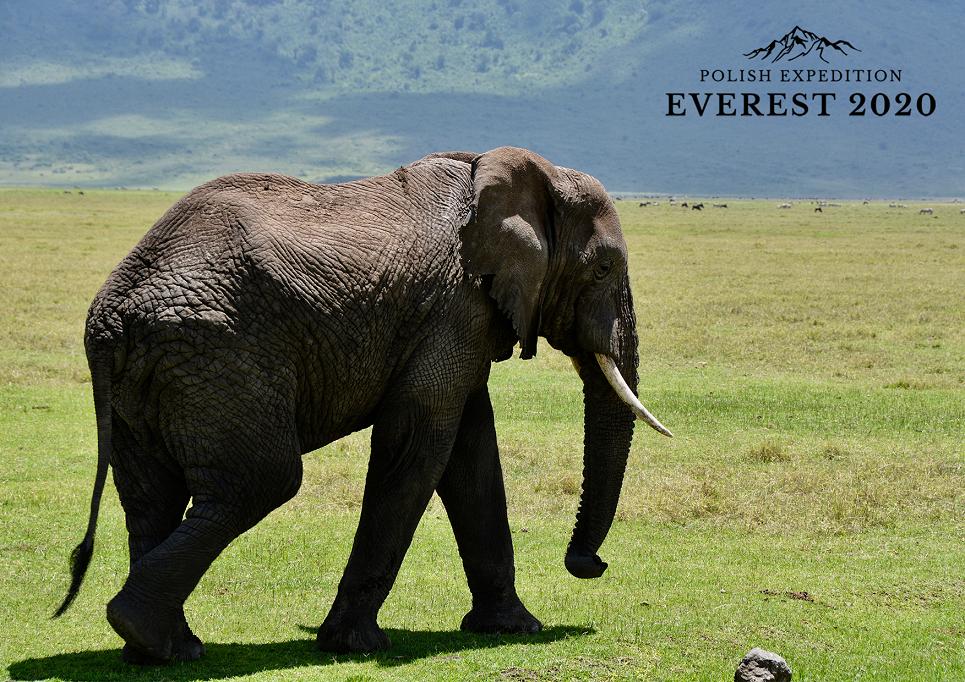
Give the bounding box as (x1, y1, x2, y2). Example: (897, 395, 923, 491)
(53, 347, 114, 618)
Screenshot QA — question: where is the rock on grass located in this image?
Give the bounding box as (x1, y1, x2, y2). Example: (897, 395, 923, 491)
(735, 648, 792, 682)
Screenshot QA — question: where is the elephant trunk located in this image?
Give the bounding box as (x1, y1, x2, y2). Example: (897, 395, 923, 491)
(565, 345, 637, 579)
(563, 275, 637, 579)
(564, 280, 671, 579)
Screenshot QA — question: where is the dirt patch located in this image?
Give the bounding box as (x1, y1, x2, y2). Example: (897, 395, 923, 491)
(761, 589, 831, 607)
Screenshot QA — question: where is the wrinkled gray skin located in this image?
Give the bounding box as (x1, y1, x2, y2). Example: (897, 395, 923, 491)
(56, 147, 642, 664)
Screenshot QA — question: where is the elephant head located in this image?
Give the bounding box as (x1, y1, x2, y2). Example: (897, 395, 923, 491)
(458, 147, 672, 580)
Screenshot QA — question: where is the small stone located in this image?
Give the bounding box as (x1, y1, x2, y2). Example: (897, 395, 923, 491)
(735, 648, 792, 682)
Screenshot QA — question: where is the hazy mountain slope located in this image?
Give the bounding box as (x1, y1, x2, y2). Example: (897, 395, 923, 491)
(0, 0, 962, 196)
(1, 0, 648, 94)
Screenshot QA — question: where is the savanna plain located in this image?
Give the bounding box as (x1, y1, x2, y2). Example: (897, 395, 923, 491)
(0, 190, 962, 680)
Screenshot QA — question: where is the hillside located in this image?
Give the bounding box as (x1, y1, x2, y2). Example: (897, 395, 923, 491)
(1, 0, 962, 196)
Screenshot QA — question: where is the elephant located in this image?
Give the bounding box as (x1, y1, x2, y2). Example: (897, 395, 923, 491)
(54, 146, 672, 664)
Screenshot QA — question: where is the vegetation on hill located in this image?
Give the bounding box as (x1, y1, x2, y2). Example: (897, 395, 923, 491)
(3, 0, 647, 94)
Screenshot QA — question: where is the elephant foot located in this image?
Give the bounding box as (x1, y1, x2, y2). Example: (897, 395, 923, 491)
(107, 591, 204, 664)
(461, 596, 542, 634)
(316, 614, 390, 654)
(121, 632, 204, 666)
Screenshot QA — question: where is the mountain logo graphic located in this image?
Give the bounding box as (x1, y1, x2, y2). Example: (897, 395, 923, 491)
(744, 26, 860, 63)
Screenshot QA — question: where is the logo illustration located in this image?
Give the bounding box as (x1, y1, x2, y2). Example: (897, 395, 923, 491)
(744, 26, 860, 63)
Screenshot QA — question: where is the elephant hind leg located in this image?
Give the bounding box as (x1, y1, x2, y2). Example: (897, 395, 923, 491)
(110, 413, 189, 568)
(109, 414, 195, 664)
(108, 400, 303, 664)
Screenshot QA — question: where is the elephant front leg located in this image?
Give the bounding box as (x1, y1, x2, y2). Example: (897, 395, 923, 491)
(317, 404, 460, 653)
(436, 386, 542, 635)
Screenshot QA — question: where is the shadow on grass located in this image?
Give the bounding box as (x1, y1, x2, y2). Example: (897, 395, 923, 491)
(8, 626, 591, 681)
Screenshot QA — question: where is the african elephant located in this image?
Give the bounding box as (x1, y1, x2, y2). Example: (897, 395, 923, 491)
(55, 147, 671, 664)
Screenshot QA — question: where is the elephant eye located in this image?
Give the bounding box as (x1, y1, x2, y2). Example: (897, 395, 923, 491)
(594, 259, 613, 280)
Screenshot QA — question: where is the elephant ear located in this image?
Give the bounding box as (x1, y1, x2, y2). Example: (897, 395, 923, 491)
(461, 147, 558, 359)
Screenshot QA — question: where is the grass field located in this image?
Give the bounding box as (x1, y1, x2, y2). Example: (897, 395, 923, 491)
(0, 189, 962, 680)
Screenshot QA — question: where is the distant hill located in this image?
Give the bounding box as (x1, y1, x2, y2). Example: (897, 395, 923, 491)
(1, 0, 962, 197)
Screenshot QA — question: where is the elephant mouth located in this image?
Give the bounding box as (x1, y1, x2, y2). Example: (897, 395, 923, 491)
(570, 354, 673, 437)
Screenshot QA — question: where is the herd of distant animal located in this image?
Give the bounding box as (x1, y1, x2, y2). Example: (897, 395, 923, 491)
(58, 190, 965, 217)
(628, 198, 963, 216)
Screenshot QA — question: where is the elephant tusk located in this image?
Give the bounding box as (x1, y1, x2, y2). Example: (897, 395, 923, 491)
(594, 354, 673, 438)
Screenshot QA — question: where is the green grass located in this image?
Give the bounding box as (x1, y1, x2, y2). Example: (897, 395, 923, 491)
(0, 190, 963, 680)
